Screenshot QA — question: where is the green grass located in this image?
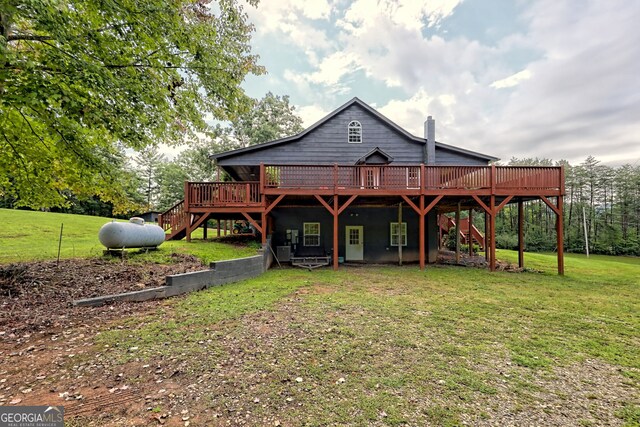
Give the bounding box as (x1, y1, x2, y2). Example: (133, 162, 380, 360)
(0, 208, 257, 264)
(95, 252, 639, 425)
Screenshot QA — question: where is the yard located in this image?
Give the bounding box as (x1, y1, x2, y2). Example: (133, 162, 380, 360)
(0, 240, 638, 425)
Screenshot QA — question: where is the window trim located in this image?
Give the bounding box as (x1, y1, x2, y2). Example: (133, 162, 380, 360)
(348, 120, 362, 143)
(390, 222, 407, 247)
(303, 222, 320, 247)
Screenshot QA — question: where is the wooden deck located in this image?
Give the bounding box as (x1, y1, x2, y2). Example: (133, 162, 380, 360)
(159, 164, 565, 274)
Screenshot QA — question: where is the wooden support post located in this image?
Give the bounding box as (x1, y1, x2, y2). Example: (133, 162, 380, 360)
(217, 219, 220, 237)
(398, 202, 403, 266)
(419, 196, 425, 270)
(455, 202, 461, 264)
(333, 195, 339, 270)
(261, 211, 267, 245)
(490, 195, 496, 272)
(437, 214, 442, 249)
(203, 218, 208, 240)
(557, 196, 565, 275)
(468, 209, 473, 256)
(518, 199, 524, 268)
(484, 211, 489, 262)
(184, 181, 191, 242)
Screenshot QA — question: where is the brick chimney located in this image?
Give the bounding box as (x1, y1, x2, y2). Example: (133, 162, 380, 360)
(424, 116, 436, 165)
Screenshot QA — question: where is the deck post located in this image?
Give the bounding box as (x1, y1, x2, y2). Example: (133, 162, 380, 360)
(184, 181, 191, 242)
(484, 211, 489, 262)
(455, 203, 461, 264)
(333, 195, 339, 270)
(518, 199, 524, 268)
(203, 219, 208, 240)
(261, 211, 267, 245)
(490, 195, 496, 271)
(217, 219, 220, 237)
(419, 196, 425, 270)
(557, 196, 564, 275)
(398, 202, 403, 266)
(468, 209, 473, 256)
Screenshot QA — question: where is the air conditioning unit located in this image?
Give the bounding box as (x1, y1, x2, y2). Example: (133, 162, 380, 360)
(276, 245, 291, 262)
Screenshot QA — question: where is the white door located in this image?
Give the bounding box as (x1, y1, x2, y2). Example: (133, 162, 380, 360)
(345, 226, 364, 261)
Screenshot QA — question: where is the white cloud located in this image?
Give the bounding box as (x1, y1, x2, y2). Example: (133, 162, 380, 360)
(245, 0, 640, 164)
(296, 104, 331, 127)
(490, 69, 532, 89)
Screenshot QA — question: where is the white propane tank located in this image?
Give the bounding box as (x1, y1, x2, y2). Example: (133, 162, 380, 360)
(98, 217, 165, 249)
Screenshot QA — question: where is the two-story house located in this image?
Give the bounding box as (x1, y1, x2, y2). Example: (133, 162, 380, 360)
(160, 98, 565, 274)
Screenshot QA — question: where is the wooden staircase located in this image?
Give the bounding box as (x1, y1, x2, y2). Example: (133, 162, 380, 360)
(159, 200, 188, 241)
(439, 215, 485, 249)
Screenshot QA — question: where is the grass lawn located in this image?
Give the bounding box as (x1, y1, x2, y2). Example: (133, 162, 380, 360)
(85, 251, 639, 426)
(0, 208, 257, 264)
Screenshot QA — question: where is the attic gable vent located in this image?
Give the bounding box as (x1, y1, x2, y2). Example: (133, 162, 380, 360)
(348, 120, 362, 143)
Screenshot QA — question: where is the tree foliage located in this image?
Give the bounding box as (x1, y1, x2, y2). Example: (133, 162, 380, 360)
(211, 91, 304, 151)
(493, 157, 640, 256)
(0, 0, 264, 211)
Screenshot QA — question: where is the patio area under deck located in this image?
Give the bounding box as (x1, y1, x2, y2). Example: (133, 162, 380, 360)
(159, 164, 565, 274)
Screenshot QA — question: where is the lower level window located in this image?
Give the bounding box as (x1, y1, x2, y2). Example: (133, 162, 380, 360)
(390, 222, 407, 246)
(304, 222, 320, 246)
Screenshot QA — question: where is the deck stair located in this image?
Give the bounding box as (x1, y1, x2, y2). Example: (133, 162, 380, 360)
(439, 215, 485, 250)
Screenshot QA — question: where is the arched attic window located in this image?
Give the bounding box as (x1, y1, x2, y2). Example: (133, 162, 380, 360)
(348, 120, 362, 143)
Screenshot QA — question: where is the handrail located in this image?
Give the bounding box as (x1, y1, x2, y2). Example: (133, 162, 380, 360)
(263, 164, 563, 194)
(187, 181, 261, 207)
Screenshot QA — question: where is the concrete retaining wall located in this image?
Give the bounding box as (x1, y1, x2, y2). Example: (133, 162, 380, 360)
(74, 241, 273, 307)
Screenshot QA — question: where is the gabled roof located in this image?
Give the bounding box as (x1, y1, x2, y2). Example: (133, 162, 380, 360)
(210, 97, 498, 162)
(355, 147, 394, 164)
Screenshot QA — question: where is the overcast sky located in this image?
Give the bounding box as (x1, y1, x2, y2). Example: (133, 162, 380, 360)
(238, 0, 640, 166)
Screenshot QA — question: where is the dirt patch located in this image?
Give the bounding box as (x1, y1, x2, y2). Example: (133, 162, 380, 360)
(0, 254, 204, 336)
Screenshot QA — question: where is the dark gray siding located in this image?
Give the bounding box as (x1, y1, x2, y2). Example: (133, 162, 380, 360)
(218, 104, 426, 166)
(270, 207, 438, 264)
(435, 146, 489, 166)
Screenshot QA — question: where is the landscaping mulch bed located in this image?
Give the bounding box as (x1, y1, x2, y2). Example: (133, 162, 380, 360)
(0, 254, 204, 336)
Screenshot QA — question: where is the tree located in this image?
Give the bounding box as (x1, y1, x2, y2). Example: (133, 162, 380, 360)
(156, 161, 189, 211)
(134, 146, 166, 211)
(0, 0, 264, 211)
(208, 91, 304, 152)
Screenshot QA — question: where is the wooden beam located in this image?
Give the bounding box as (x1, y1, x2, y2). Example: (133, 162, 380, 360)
(337, 195, 358, 215)
(419, 195, 425, 270)
(556, 196, 565, 275)
(484, 211, 489, 262)
(401, 195, 420, 214)
(241, 212, 263, 235)
(455, 203, 461, 264)
(423, 195, 443, 215)
(518, 200, 524, 268)
(333, 196, 339, 270)
(540, 195, 561, 216)
(490, 195, 496, 272)
(471, 195, 491, 214)
(468, 209, 473, 257)
(189, 213, 210, 237)
(314, 194, 335, 215)
(398, 202, 403, 266)
(495, 195, 514, 214)
(265, 194, 286, 215)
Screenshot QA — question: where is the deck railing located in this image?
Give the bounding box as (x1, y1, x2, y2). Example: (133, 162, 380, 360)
(178, 165, 563, 212)
(159, 199, 187, 234)
(263, 164, 563, 193)
(186, 181, 261, 207)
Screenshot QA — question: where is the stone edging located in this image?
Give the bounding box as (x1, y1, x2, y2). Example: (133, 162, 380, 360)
(74, 248, 271, 307)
